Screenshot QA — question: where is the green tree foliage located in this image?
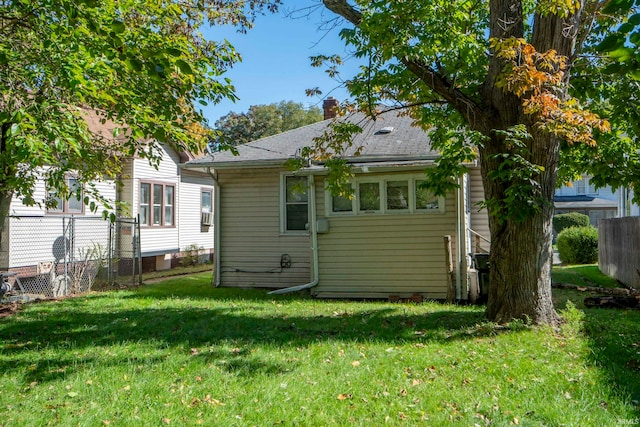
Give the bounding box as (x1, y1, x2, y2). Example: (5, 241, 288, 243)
(553, 212, 591, 234)
(317, 0, 639, 324)
(214, 101, 323, 146)
(556, 226, 599, 265)
(0, 0, 280, 227)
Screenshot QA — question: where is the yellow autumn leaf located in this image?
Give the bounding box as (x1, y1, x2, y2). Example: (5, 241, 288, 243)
(337, 393, 352, 400)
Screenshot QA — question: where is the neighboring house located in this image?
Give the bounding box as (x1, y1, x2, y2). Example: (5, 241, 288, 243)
(1, 117, 215, 276)
(554, 175, 619, 226)
(185, 101, 489, 300)
(119, 142, 215, 272)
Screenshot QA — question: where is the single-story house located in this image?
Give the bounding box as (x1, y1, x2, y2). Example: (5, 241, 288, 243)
(185, 100, 490, 300)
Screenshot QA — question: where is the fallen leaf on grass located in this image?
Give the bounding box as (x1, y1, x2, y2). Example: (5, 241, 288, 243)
(203, 395, 225, 406)
(162, 418, 170, 425)
(351, 361, 360, 367)
(337, 393, 352, 400)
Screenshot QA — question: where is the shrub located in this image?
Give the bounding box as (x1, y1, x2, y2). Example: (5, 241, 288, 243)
(180, 244, 204, 267)
(556, 226, 598, 264)
(553, 212, 590, 234)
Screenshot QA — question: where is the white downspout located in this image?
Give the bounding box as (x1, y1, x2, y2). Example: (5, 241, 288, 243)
(455, 175, 464, 300)
(269, 174, 319, 295)
(207, 167, 222, 287)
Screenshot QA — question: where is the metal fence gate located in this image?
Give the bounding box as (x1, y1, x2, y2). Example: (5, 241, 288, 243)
(0, 215, 141, 299)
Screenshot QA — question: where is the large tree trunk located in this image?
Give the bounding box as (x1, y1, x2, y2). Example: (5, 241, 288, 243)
(480, 132, 561, 324)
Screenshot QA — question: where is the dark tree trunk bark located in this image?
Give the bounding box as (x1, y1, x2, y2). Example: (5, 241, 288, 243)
(480, 131, 561, 324)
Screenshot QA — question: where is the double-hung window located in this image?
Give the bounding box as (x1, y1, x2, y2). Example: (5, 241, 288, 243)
(48, 177, 84, 214)
(140, 182, 175, 227)
(282, 175, 309, 233)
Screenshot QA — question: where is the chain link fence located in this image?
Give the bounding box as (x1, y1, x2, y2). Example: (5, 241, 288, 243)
(1, 215, 140, 300)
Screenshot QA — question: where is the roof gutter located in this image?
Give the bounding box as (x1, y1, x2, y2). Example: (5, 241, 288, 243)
(206, 167, 222, 287)
(269, 174, 319, 295)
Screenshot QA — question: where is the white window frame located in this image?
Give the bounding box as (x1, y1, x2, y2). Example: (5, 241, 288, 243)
(575, 177, 587, 195)
(201, 188, 213, 226)
(575, 176, 599, 196)
(357, 180, 383, 214)
(280, 173, 310, 235)
(324, 174, 446, 216)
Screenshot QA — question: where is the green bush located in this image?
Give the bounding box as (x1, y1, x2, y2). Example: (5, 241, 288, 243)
(556, 226, 598, 264)
(553, 212, 590, 234)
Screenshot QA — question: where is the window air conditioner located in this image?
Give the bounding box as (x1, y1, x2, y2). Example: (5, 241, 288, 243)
(201, 212, 212, 226)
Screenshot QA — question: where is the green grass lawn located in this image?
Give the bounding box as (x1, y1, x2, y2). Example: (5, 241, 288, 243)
(551, 264, 628, 310)
(1, 272, 639, 426)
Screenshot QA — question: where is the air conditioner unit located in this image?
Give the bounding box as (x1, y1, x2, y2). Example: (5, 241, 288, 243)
(201, 212, 212, 226)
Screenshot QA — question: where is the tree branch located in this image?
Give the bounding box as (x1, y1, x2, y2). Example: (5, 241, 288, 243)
(322, 0, 488, 131)
(322, 0, 362, 25)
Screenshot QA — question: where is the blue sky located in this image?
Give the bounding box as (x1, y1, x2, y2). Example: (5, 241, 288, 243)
(201, 1, 359, 125)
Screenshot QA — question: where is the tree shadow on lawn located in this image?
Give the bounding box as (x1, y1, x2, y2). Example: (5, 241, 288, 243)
(582, 308, 640, 417)
(0, 298, 500, 386)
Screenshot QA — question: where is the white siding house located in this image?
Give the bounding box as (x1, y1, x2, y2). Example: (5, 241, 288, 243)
(1, 142, 215, 276)
(120, 142, 215, 271)
(3, 175, 116, 271)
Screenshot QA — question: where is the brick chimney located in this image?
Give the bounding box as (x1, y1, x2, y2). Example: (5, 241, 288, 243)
(323, 97, 339, 120)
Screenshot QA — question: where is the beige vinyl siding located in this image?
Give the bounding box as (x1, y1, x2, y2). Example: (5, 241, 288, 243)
(468, 166, 490, 252)
(314, 173, 458, 299)
(217, 168, 311, 289)
(178, 170, 214, 252)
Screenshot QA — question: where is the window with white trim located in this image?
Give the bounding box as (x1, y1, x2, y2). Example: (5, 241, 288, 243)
(47, 177, 84, 214)
(140, 182, 175, 227)
(201, 189, 213, 226)
(574, 176, 599, 196)
(282, 175, 309, 232)
(326, 175, 445, 216)
(358, 181, 381, 213)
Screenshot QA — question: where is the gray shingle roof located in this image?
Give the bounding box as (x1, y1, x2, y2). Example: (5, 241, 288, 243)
(186, 109, 439, 169)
